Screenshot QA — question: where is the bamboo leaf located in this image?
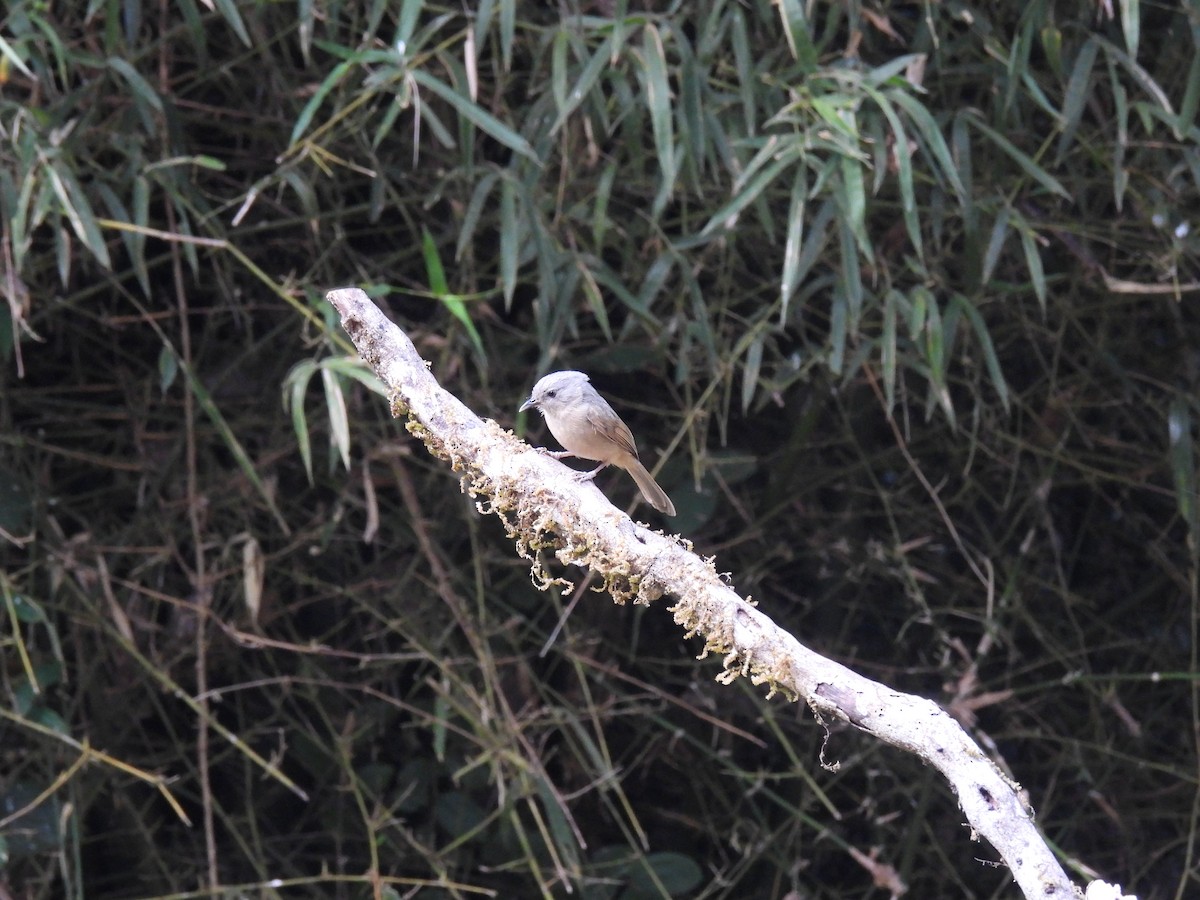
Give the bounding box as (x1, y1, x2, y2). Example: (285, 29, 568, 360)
(699, 152, 795, 237)
(776, 0, 817, 71)
(578, 260, 613, 343)
(786, 197, 836, 311)
(500, 176, 518, 311)
(47, 162, 111, 269)
(457, 171, 499, 261)
(920, 288, 954, 426)
(965, 113, 1071, 200)
(321, 366, 352, 473)
(981, 206, 1011, 286)
(829, 288, 847, 376)
(730, 7, 756, 135)
(1169, 397, 1199, 549)
(1010, 207, 1048, 305)
(882, 289, 899, 413)
(211, 0, 252, 47)
(641, 24, 676, 214)
(320, 356, 388, 396)
(106, 56, 164, 114)
(550, 32, 614, 135)
(0, 34, 34, 79)
(780, 170, 807, 320)
(290, 60, 354, 144)
(1097, 37, 1176, 134)
(395, 0, 423, 50)
(499, 0, 515, 71)
(1178, 51, 1200, 139)
(864, 86, 921, 260)
(1118, 0, 1139, 61)
(422, 227, 485, 362)
(175, 346, 290, 532)
(837, 215, 864, 332)
(285, 360, 317, 483)
(412, 69, 538, 162)
(1055, 37, 1099, 166)
(950, 293, 1010, 412)
(838, 154, 870, 258)
(741, 330, 765, 413)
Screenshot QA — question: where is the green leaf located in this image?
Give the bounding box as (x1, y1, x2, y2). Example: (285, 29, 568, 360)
(499, 176, 518, 310)
(829, 288, 846, 375)
(290, 59, 354, 144)
(864, 86, 921, 260)
(965, 113, 1071, 200)
(457, 170, 499, 261)
(106, 56, 164, 114)
(499, 0, 515, 71)
(1177, 50, 1200, 140)
(298, 0, 315, 62)
(412, 69, 538, 162)
(395, 0, 423, 50)
(730, 8, 756, 134)
(882, 289, 899, 413)
(1169, 397, 1199, 550)
(981, 207, 1011, 285)
(700, 150, 797, 237)
(421, 226, 450, 294)
(678, 35, 706, 181)
(549, 31, 614, 135)
(47, 162, 111, 269)
(1055, 37, 1099, 166)
(837, 153, 871, 259)
(776, 0, 817, 71)
(170, 344, 291, 533)
(10, 594, 47, 625)
(780, 170, 807, 319)
(1118, 0, 1139, 61)
(422, 227, 485, 361)
(627, 852, 703, 895)
(591, 160, 617, 247)
(578, 261, 612, 342)
(285, 359, 318, 483)
(950, 293, 1010, 412)
(1012, 211, 1047, 313)
(158, 344, 179, 393)
(321, 366, 352, 472)
(1097, 37, 1177, 135)
(785, 198, 836, 316)
(892, 87, 964, 204)
(320, 356, 388, 397)
(920, 288, 954, 426)
(211, 0, 252, 47)
(741, 329, 764, 413)
(837, 215, 864, 331)
(641, 24, 675, 215)
(0, 34, 35, 79)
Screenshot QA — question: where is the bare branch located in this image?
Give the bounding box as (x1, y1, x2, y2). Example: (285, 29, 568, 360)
(326, 287, 1104, 900)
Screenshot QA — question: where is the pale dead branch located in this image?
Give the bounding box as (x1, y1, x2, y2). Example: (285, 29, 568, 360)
(327, 286, 1128, 900)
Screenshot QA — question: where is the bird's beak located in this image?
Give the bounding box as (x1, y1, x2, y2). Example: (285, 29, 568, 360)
(519, 397, 536, 413)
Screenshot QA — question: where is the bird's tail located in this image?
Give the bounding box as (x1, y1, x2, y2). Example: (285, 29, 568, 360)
(625, 458, 676, 516)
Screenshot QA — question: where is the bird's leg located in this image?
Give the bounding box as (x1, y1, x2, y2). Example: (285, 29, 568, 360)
(572, 462, 609, 483)
(541, 449, 575, 460)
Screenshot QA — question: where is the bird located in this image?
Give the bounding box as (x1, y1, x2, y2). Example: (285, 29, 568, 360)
(520, 370, 676, 516)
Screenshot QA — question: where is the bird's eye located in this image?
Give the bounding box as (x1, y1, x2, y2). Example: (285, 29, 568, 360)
(546, 390, 556, 398)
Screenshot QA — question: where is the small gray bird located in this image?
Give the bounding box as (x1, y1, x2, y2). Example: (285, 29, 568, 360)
(520, 371, 676, 516)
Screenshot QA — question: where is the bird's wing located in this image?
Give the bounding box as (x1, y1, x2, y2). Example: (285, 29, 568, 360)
(585, 407, 640, 459)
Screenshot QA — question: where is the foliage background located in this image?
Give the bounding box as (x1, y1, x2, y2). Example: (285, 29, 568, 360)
(2, 0, 1199, 898)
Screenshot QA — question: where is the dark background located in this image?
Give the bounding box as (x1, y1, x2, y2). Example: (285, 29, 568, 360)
(2, 1, 1197, 898)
